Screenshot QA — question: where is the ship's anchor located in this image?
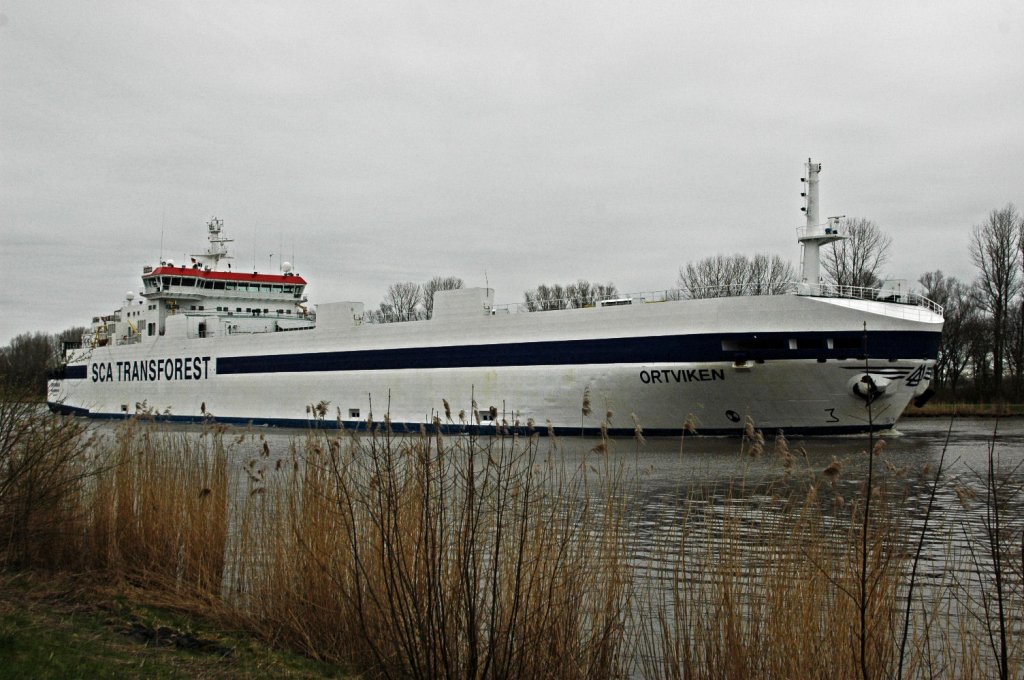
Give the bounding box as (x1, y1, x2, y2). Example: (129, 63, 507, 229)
(851, 374, 890, 403)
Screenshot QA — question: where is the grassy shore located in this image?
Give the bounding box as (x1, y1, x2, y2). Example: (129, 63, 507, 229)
(906, 401, 1024, 417)
(0, 572, 350, 679)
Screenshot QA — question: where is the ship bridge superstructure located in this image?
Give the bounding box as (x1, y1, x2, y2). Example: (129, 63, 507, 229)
(141, 267, 307, 311)
(80, 218, 312, 348)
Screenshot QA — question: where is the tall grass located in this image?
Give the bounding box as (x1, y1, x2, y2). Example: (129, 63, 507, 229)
(635, 420, 1024, 680)
(2, 405, 1023, 678)
(0, 397, 230, 599)
(0, 391, 97, 569)
(635, 476, 907, 678)
(234, 423, 632, 678)
(96, 421, 230, 598)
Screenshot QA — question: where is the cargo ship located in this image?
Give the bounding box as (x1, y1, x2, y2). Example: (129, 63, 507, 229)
(48, 160, 943, 435)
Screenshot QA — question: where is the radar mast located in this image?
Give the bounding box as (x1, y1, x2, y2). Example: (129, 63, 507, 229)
(797, 159, 846, 292)
(192, 217, 234, 270)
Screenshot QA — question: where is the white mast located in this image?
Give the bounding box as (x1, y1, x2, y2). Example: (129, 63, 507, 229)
(797, 158, 845, 292)
(191, 217, 234, 270)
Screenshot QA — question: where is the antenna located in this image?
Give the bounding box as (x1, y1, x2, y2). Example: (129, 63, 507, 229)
(191, 217, 233, 270)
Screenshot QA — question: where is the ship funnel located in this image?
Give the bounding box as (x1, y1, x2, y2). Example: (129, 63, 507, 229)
(797, 158, 845, 292)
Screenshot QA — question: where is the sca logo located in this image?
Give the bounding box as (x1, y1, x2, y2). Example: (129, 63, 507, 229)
(904, 365, 929, 387)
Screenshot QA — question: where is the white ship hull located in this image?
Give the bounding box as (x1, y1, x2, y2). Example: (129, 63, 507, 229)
(49, 292, 942, 436)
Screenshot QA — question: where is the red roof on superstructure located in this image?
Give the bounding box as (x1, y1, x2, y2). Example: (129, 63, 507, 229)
(145, 266, 307, 285)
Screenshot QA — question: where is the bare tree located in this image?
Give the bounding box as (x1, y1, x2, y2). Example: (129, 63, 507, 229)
(745, 253, 796, 295)
(524, 284, 565, 311)
(918, 271, 977, 394)
(677, 253, 793, 298)
(422, 276, 464, 320)
(677, 255, 747, 297)
(524, 281, 618, 311)
(1006, 304, 1024, 396)
(566, 280, 618, 308)
(1016, 212, 1024, 396)
(0, 332, 57, 393)
(969, 204, 1022, 398)
(0, 326, 86, 395)
(565, 280, 596, 308)
(822, 217, 892, 288)
(378, 281, 422, 322)
(592, 282, 618, 300)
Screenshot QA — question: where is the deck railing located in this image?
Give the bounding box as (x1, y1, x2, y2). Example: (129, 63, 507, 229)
(794, 282, 943, 315)
(490, 282, 943, 316)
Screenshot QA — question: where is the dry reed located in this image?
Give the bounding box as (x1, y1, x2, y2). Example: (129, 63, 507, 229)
(233, 427, 633, 678)
(0, 397, 95, 569)
(88, 422, 231, 601)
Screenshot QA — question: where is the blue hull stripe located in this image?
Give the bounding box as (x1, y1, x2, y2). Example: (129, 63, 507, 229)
(214, 330, 940, 376)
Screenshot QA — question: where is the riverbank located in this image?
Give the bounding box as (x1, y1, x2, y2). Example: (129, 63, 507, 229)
(0, 572, 352, 679)
(906, 401, 1024, 417)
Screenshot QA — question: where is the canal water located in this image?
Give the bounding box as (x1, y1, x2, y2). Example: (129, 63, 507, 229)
(103, 415, 1023, 480)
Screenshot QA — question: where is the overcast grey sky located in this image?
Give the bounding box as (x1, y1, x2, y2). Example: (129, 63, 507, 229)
(2, 1, 1022, 344)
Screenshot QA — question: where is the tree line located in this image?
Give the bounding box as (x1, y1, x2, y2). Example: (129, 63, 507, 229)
(522, 280, 619, 311)
(367, 276, 466, 323)
(918, 203, 1024, 401)
(677, 217, 893, 296)
(0, 328, 85, 398)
